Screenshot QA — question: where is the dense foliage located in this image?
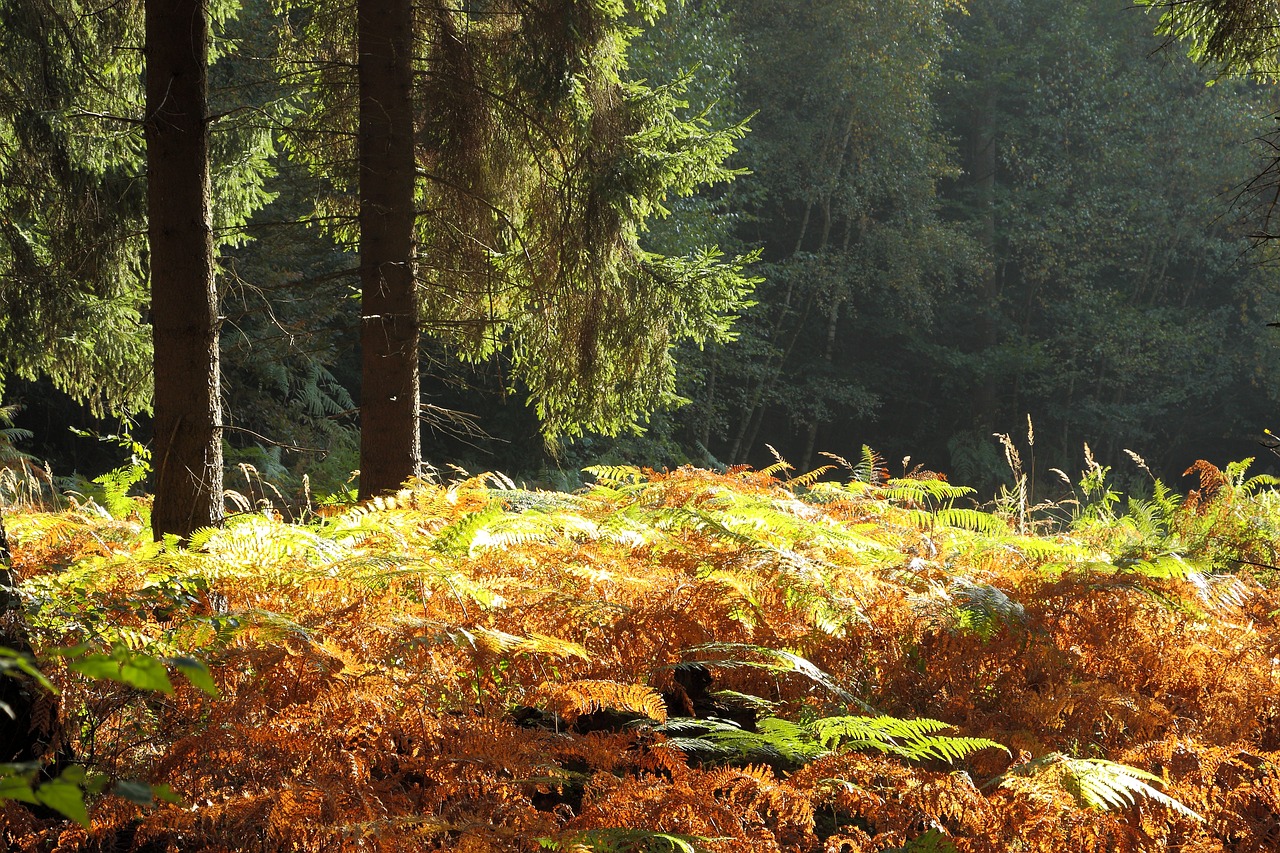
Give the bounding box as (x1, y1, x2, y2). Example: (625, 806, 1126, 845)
(5, 453, 1280, 849)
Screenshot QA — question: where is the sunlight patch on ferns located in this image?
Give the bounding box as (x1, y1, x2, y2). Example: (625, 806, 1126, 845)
(994, 753, 1203, 821)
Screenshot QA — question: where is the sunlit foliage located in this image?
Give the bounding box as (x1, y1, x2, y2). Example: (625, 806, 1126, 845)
(5, 456, 1280, 849)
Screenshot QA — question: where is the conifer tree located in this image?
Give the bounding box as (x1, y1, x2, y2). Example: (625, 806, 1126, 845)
(146, 0, 222, 538)
(0, 1, 151, 417)
(356, 0, 422, 497)
(278, 0, 753, 494)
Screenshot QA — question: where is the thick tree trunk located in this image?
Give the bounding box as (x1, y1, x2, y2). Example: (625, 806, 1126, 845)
(358, 0, 421, 499)
(146, 0, 222, 540)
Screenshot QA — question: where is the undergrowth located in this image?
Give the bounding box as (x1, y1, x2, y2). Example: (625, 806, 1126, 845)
(3, 452, 1280, 851)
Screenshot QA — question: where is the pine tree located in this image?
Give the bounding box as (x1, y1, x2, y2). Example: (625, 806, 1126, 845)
(146, 0, 223, 538)
(356, 0, 422, 498)
(0, 1, 151, 417)
(277, 0, 753, 493)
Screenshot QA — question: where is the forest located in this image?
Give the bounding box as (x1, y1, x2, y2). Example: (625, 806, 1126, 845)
(5, 0, 1280, 850)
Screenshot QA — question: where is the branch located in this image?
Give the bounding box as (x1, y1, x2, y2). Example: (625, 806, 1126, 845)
(217, 424, 328, 457)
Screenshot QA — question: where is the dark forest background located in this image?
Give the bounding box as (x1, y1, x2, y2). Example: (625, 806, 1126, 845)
(10, 0, 1280, 501)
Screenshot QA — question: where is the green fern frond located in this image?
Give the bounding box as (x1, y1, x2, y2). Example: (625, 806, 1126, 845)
(913, 579, 1027, 640)
(994, 753, 1203, 820)
(811, 714, 1007, 764)
(951, 579, 1026, 638)
(879, 478, 976, 506)
(660, 717, 827, 768)
(681, 642, 856, 702)
(1241, 472, 1280, 494)
(880, 830, 959, 853)
(193, 516, 346, 570)
(491, 489, 589, 513)
(906, 507, 1009, 536)
(430, 504, 507, 557)
(850, 445, 885, 485)
(785, 465, 834, 489)
(652, 506, 757, 545)
(583, 465, 645, 486)
(1116, 552, 1204, 581)
(1006, 535, 1092, 562)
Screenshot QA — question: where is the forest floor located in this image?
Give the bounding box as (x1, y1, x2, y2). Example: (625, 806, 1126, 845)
(3, 454, 1280, 852)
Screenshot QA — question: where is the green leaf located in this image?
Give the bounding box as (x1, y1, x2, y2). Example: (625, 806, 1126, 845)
(111, 778, 182, 806)
(0, 764, 39, 804)
(149, 783, 184, 805)
(112, 779, 155, 805)
(170, 656, 218, 696)
(881, 829, 959, 853)
(69, 646, 174, 694)
(34, 773, 90, 826)
(0, 647, 57, 694)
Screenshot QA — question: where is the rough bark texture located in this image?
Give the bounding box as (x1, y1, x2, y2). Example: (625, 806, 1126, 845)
(358, 0, 422, 498)
(146, 0, 222, 539)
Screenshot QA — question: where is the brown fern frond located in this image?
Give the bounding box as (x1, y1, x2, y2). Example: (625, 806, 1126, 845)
(1184, 460, 1226, 504)
(539, 679, 668, 725)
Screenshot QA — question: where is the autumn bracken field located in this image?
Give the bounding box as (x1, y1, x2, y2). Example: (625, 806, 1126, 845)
(5, 453, 1280, 852)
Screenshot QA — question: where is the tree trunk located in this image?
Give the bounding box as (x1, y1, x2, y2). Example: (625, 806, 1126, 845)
(358, 0, 421, 499)
(146, 0, 222, 540)
(971, 84, 1000, 431)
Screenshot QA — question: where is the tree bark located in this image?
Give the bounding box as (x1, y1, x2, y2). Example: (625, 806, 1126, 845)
(358, 0, 421, 498)
(146, 0, 222, 540)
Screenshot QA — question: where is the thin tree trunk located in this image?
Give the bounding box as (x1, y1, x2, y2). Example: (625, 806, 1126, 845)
(146, 0, 222, 540)
(698, 347, 716, 453)
(971, 84, 1000, 431)
(358, 0, 421, 498)
(801, 296, 842, 471)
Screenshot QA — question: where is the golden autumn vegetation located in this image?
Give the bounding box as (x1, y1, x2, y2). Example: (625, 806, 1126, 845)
(5, 448, 1280, 851)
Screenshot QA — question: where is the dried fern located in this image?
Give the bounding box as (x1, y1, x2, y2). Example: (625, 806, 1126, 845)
(540, 679, 668, 724)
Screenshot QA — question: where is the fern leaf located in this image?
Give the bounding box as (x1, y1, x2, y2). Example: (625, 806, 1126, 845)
(457, 627, 589, 661)
(660, 717, 827, 767)
(784, 465, 834, 489)
(811, 714, 1007, 764)
(682, 642, 856, 703)
(850, 445, 885, 485)
(929, 508, 1010, 536)
(540, 680, 667, 724)
(995, 753, 1203, 821)
(583, 465, 644, 486)
(880, 830, 959, 853)
(430, 504, 506, 557)
(880, 478, 976, 506)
